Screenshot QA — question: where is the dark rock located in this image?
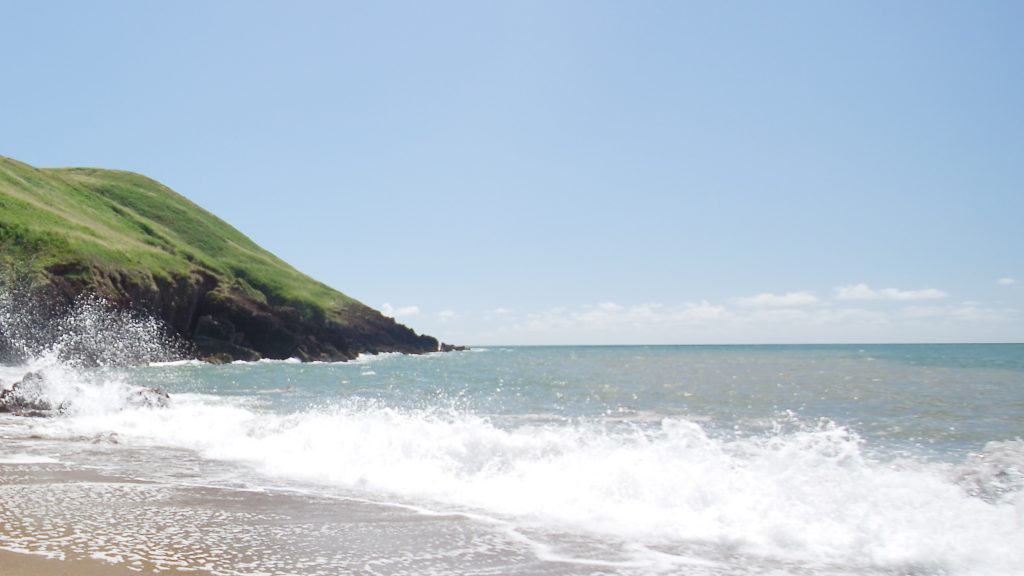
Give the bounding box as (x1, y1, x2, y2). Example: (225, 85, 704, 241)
(195, 335, 261, 363)
(0, 372, 53, 413)
(0, 372, 171, 416)
(127, 387, 171, 409)
(203, 353, 234, 365)
(440, 343, 469, 352)
(194, 315, 235, 342)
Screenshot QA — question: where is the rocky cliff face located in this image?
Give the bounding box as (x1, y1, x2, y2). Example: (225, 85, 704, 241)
(39, 264, 438, 363)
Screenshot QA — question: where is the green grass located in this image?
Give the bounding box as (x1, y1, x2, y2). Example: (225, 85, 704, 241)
(0, 156, 358, 320)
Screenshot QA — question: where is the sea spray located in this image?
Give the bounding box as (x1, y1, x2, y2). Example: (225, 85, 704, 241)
(955, 439, 1024, 504)
(0, 285, 181, 413)
(0, 288, 180, 367)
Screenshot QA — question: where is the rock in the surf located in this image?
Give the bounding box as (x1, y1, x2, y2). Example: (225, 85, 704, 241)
(127, 386, 171, 409)
(0, 372, 54, 414)
(0, 372, 171, 415)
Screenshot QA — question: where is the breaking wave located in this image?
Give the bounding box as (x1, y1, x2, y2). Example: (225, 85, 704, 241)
(28, 390, 1024, 576)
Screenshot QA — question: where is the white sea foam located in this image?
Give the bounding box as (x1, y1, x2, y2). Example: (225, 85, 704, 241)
(225, 354, 405, 366)
(230, 357, 304, 365)
(351, 352, 406, 364)
(1, 359, 162, 416)
(148, 359, 207, 367)
(0, 454, 60, 464)
(25, 390, 1024, 576)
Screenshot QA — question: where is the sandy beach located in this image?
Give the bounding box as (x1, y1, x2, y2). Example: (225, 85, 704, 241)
(0, 461, 197, 575)
(0, 456, 553, 576)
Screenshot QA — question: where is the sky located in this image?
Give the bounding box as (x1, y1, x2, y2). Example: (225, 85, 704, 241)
(2, 1, 1021, 345)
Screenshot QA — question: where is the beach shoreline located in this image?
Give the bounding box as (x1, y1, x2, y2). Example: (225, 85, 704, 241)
(3, 344, 1023, 576)
(0, 549, 170, 576)
(0, 460, 200, 575)
(0, 457, 551, 575)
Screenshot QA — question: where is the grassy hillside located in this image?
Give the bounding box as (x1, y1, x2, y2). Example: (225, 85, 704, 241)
(0, 156, 437, 361)
(0, 156, 355, 317)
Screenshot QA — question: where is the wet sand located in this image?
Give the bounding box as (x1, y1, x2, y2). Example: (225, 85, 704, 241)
(0, 462, 194, 574)
(0, 549, 169, 576)
(0, 460, 587, 576)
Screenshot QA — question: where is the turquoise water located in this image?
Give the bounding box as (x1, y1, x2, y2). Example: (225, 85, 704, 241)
(140, 344, 1024, 458)
(2, 344, 1023, 575)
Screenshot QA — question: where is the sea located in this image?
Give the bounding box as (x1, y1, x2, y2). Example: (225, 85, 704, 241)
(1, 343, 1023, 575)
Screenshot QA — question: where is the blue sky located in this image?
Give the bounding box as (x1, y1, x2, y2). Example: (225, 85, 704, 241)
(2, 1, 1021, 344)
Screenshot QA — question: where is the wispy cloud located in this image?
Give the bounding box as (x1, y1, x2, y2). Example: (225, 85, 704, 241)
(998, 277, 1017, 286)
(521, 301, 726, 334)
(380, 303, 420, 318)
(463, 294, 1022, 344)
(898, 302, 1017, 323)
(456, 284, 1019, 345)
(736, 291, 819, 307)
(436, 309, 456, 322)
(833, 283, 948, 301)
(482, 307, 514, 322)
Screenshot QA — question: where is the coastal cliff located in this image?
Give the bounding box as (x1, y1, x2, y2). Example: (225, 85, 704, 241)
(0, 156, 438, 362)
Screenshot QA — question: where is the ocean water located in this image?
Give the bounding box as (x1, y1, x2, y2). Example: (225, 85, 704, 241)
(1, 344, 1023, 575)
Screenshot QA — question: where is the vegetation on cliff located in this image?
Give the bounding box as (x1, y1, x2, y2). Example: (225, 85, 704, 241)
(0, 156, 438, 362)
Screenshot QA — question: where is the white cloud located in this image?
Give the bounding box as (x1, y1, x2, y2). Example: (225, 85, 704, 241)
(812, 307, 890, 325)
(672, 300, 728, 322)
(436, 309, 456, 322)
(464, 280, 1023, 344)
(899, 303, 1016, 323)
(833, 283, 947, 301)
(380, 303, 420, 318)
(742, 307, 813, 324)
(482, 307, 515, 322)
(998, 277, 1017, 286)
(736, 291, 819, 307)
(520, 301, 727, 335)
(469, 294, 1021, 345)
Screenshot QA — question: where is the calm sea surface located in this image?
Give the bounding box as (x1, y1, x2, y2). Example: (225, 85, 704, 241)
(2, 344, 1023, 575)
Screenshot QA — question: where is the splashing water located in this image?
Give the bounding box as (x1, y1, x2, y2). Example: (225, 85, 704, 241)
(0, 285, 179, 414)
(0, 287, 180, 367)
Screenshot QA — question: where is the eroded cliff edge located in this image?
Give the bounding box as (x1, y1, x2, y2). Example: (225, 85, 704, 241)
(42, 264, 438, 362)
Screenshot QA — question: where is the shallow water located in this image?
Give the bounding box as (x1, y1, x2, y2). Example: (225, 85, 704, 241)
(2, 345, 1023, 575)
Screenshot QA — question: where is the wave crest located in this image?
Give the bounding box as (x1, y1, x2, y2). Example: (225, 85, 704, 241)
(38, 397, 1023, 574)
